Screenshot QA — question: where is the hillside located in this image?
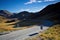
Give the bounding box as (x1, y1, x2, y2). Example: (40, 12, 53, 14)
(0, 16, 9, 32)
(25, 24, 60, 40)
(0, 16, 19, 33)
(0, 16, 31, 35)
(35, 2, 60, 24)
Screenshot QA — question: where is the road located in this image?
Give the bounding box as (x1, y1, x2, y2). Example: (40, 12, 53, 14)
(0, 25, 49, 40)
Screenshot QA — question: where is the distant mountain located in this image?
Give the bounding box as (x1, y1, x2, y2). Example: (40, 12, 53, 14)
(0, 10, 12, 18)
(15, 11, 35, 20)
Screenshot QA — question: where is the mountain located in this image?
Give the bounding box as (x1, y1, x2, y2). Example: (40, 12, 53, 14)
(35, 2, 60, 24)
(0, 10, 13, 18)
(15, 11, 35, 20)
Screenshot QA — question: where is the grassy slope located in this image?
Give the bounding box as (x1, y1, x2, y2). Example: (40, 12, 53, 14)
(0, 16, 19, 32)
(25, 24, 60, 40)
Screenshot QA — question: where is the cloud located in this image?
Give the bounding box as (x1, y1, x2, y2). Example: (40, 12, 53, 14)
(44, 0, 55, 2)
(24, 0, 37, 5)
(37, 1, 42, 3)
(24, 0, 55, 5)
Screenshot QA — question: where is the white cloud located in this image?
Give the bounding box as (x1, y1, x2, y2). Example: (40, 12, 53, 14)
(24, 0, 55, 5)
(44, 0, 55, 2)
(37, 1, 42, 3)
(24, 0, 37, 5)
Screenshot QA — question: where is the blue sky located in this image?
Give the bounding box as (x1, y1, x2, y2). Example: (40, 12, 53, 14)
(0, 0, 60, 13)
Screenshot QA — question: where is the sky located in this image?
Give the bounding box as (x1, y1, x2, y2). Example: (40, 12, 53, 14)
(0, 0, 60, 13)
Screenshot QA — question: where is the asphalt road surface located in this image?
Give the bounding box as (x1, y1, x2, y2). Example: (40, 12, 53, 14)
(0, 25, 49, 40)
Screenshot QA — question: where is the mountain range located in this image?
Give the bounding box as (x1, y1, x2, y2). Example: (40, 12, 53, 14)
(0, 2, 60, 27)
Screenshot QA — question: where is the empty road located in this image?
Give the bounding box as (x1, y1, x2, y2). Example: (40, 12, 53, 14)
(0, 25, 49, 40)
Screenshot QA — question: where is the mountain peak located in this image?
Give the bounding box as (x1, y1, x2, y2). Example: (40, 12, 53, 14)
(19, 11, 29, 14)
(0, 10, 13, 18)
